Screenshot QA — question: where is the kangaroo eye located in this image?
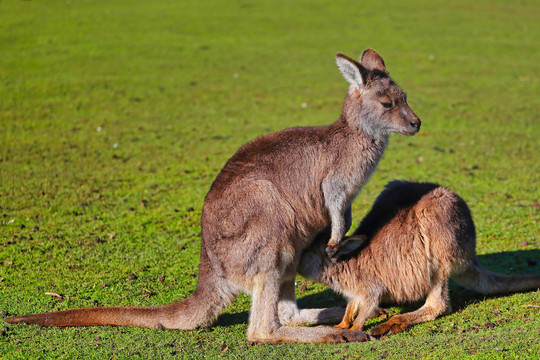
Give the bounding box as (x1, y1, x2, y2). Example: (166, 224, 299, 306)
(380, 102, 393, 109)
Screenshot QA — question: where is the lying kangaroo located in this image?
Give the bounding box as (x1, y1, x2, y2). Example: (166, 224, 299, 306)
(6, 50, 421, 343)
(298, 181, 540, 336)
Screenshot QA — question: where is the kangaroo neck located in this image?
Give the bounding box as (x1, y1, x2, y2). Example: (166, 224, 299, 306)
(340, 87, 392, 141)
(331, 116, 389, 162)
(327, 118, 389, 200)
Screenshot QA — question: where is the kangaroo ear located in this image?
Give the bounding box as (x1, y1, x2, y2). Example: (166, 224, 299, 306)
(336, 53, 366, 87)
(359, 49, 387, 73)
(335, 235, 367, 257)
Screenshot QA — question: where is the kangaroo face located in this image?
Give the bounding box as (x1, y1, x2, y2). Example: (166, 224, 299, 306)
(337, 50, 421, 137)
(360, 76, 421, 136)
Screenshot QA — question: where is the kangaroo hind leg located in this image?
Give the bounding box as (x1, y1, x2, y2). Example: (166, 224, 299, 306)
(334, 299, 360, 329)
(248, 271, 369, 343)
(370, 281, 450, 336)
(278, 279, 345, 326)
(337, 290, 381, 331)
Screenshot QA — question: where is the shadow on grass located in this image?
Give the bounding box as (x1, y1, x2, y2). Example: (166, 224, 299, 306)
(215, 289, 347, 327)
(215, 249, 538, 327)
(216, 312, 250, 327)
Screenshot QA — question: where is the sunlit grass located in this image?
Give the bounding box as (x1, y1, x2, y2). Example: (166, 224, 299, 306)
(0, 0, 538, 358)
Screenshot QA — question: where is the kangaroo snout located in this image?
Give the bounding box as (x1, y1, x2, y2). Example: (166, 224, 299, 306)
(410, 118, 421, 131)
(402, 107, 421, 135)
(399, 116, 421, 136)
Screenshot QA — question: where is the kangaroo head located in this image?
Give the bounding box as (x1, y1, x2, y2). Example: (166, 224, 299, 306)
(336, 49, 421, 137)
(299, 234, 367, 277)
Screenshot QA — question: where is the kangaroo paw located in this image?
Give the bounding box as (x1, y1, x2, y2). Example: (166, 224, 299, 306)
(325, 245, 339, 261)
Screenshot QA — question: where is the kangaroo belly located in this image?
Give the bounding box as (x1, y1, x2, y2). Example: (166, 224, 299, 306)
(380, 265, 433, 304)
(371, 232, 435, 304)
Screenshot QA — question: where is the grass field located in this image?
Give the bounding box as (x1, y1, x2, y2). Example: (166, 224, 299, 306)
(1, 0, 539, 358)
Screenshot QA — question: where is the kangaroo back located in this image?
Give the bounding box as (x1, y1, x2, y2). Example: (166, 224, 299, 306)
(359, 181, 539, 295)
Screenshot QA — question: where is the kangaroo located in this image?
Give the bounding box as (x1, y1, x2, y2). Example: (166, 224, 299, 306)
(298, 181, 540, 336)
(5, 50, 421, 343)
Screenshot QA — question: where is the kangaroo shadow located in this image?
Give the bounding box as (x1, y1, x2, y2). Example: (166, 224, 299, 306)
(216, 312, 250, 327)
(215, 289, 347, 327)
(215, 249, 538, 327)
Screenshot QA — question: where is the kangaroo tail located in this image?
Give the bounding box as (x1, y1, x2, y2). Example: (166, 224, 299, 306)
(5, 304, 176, 328)
(5, 272, 235, 329)
(452, 258, 540, 295)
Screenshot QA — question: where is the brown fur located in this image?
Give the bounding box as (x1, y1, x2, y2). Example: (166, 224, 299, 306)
(298, 181, 540, 335)
(5, 50, 421, 343)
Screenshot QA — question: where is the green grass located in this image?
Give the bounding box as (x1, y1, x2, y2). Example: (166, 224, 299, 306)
(1, 0, 538, 358)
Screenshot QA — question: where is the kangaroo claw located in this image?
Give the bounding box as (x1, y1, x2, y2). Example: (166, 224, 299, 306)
(325, 245, 339, 262)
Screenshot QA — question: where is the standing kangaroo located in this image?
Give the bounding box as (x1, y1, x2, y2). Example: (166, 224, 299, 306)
(5, 50, 421, 343)
(298, 181, 540, 336)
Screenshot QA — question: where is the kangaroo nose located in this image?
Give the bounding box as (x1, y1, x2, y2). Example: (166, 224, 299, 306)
(410, 119, 421, 130)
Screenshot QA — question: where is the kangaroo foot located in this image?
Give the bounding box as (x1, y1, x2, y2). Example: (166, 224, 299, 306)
(370, 317, 409, 336)
(349, 324, 365, 331)
(325, 329, 369, 343)
(249, 326, 370, 344)
(333, 321, 350, 330)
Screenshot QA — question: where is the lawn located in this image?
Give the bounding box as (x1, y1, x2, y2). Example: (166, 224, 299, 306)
(0, 0, 538, 358)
